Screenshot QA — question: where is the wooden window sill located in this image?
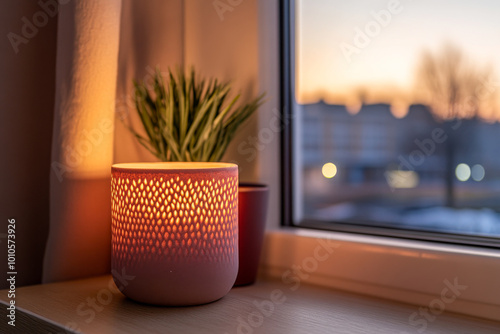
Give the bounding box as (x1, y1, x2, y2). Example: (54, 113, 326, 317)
(1, 275, 499, 333)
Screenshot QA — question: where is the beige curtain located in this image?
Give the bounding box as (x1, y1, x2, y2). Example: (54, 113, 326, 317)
(42, 0, 123, 283)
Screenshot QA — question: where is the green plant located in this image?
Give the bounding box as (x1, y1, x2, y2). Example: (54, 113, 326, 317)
(128, 68, 265, 162)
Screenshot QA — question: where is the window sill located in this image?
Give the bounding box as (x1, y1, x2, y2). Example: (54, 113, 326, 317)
(260, 228, 500, 322)
(1, 274, 499, 333)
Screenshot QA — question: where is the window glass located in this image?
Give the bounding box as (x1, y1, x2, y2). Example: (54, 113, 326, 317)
(293, 0, 500, 238)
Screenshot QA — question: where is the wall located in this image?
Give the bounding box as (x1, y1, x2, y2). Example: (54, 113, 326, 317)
(114, 0, 185, 164)
(184, 0, 259, 181)
(115, 0, 281, 229)
(184, 0, 281, 229)
(256, 0, 281, 230)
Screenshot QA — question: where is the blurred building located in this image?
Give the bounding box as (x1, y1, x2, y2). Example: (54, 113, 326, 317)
(301, 101, 500, 186)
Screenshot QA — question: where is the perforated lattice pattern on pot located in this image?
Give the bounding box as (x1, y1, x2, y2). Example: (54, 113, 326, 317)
(111, 168, 238, 268)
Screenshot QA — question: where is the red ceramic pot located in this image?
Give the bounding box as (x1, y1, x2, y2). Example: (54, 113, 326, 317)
(234, 183, 269, 286)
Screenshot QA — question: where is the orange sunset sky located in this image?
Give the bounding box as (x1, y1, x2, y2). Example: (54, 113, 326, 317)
(295, 0, 500, 120)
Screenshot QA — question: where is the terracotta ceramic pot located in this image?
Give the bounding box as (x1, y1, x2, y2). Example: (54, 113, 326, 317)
(234, 183, 269, 286)
(111, 162, 239, 305)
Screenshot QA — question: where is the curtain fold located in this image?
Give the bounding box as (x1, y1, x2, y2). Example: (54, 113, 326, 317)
(43, 0, 122, 283)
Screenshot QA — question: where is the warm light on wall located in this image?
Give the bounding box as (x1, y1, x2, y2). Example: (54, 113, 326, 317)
(111, 162, 238, 306)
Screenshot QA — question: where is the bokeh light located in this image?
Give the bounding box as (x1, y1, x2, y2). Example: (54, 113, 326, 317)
(322, 163, 338, 179)
(471, 164, 485, 181)
(455, 163, 471, 181)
